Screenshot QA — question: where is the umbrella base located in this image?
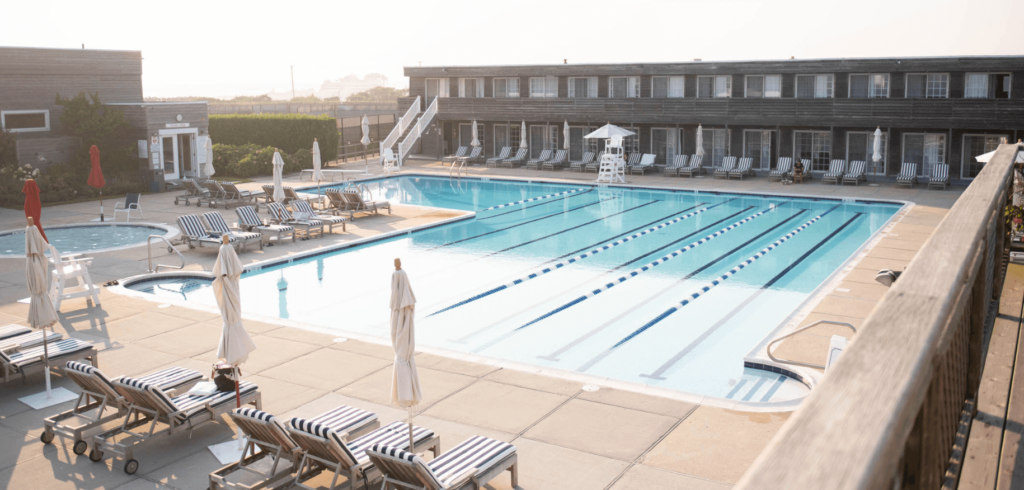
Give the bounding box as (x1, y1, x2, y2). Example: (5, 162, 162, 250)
(208, 436, 258, 465)
(19, 387, 78, 410)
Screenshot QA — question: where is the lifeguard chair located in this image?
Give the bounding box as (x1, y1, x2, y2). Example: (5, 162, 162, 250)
(596, 136, 626, 183)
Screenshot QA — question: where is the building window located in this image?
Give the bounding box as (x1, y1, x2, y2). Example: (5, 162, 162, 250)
(795, 75, 834, 98)
(493, 125, 508, 155)
(493, 78, 519, 98)
(700, 128, 730, 166)
(568, 77, 597, 98)
(651, 128, 681, 164)
(964, 73, 1011, 99)
(425, 78, 450, 99)
(458, 123, 484, 149)
(609, 77, 639, 98)
(509, 124, 521, 149)
(849, 74, 889, 98)
(458, 78, 483, 98)
(1, 110, 49, 133)
(528, 125, 560, 158)
(568, 126, 586, 161)
(793, 131, 832, 171)
(529, 76, 557, 98)
(622, 128, 640, 154)
(697, 76, 732, 98)
(846, 132, 888, 175)
(744, 75, 781, 98)
(905, 74, 948, 98)
(961, 134, 1007, 179)
(743, 130, 773, 170)
(652, 77, 684, 98)
(902, 133, 946, 177)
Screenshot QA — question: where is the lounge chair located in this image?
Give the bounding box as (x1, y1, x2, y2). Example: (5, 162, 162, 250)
(292, 200, 347, 233)
(0, 326, 62, 351)
(325, 190, 355, 217)
(202, 212, 264, 251)
(442, 146, 468, 166)
(842, 161, 866, 186)
(175, 178, 213, 207)
(729, 157, 754, 179)
(209, 405, 380, 490)
(367, 436, 518, 490)
(0, 324, 31, 342)
(48, 244, 101, 310)
(629, 154, 657, 175)
(525, 149, 553, 170)
(677, 154, 704, 178)
(343, 191, 391, 216)
(1, 337, 97, 384)
(501, 148, 528, 168)
(258, 185, 280, 208)
(455, 147, 484, 166)
(91, 377, 261, 475)
(236, 205, 296, 244)
(222, 182, 258, 211)
(769, 157, 793, 182)
(714, 156, 737, 179)
(284, 187, 313, 205)
(486, 147, 512, 168)
(177, 214, 252, 251)
(822, 159, 847, 185)
(541, 149, 568, 171)
(896, 162, 918, 188)
(287, 415, 439, 490)
(202, 181, 228, 204)
(43, 362, 202, 456)
(664, 154, 689, 177)
(113, 193, 143, 221)
(585, 151, 606, 173)
(569, 152, 595, 173)
(268, 203, 324, 239)
(929, 163, 950, 190)
(623, 153, 641, 172)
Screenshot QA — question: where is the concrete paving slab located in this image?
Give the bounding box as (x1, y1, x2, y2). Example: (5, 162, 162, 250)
(0, 441, 135, 490)
(504, 437, 629, 490)
(525, 398, 678, 461)
(326, 338, 395, 360)
(866, 246, 918, 261)
(831, 281, 890, 302)
(338, 366, 477, 410)
(484, 368, 584, 397)
(577, 387, 697, 419)
(200, 318, 282, 335)
(259, 348, 391, 392)
(244, 374, 327, 415)
(93, 311, 195, 343)
(111, 479, 177, 490)
(87, 343, 183, 378)
(0, 424, 48, 471)
(139, 448, 223, 490)
(192, 336, 319, 374)
(415, 352, 501, 378)
(0, 372, 79, 421)
(610, 464, 732, 490)
(132, 323, 222, 358)
(426, 380, 568, 435)
(259, 326, 337, 346)
(812, 294, 878, 319)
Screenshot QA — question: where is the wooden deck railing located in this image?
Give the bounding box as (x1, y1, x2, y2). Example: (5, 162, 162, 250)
(736, 143, 1021, 490)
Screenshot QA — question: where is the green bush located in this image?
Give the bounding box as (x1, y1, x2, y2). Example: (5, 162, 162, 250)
(209, 114, 338, 161)
(211, 144, 314, 178)
(0, 163, 146, 207)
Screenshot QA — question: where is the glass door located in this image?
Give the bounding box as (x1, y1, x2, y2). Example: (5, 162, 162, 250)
(529, 125, 546, 159)
(178, 133, 194, 177)
(161, 135, 179, 179)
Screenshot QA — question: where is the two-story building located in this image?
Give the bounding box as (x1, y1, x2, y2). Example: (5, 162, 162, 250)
(402, 56, 1024, 183)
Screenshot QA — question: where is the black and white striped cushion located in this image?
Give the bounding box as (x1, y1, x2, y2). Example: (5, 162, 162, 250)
(846, 161, 865, 177)
(307, 405, 376, 432)
(291, 416, 361, 467)
(0, 330, 60, 351)
(177, 214, 208, 237)
(931, 163, 949, 182)
(898, 162, 917, 179)
(0, 324, 30, 341)
(117, 377, 257, 422)
(771, 157, 792, 176)
(347, 421, 434, 464)
(1, 338, 92, 369)
(202, 212, 261, 241)
(292, 201, 346, 225)
(824, 159, 845, 178)
(367, 444, 444, 489)
(236, 206, 262, 227)
(733, 158, 752, 173)
(429, 436, 516, 488)
(67, 362, 200, 398)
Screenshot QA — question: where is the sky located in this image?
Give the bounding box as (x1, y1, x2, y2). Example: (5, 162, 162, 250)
(2, 0, 1019, 99)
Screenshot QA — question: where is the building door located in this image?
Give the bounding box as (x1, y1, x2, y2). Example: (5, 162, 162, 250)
(529, 125, 547, 159)
(178, 133, 194, 176)
(161, 136, 179, 180)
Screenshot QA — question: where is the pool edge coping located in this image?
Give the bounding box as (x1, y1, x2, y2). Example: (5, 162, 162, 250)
(0, 222, 180, 259)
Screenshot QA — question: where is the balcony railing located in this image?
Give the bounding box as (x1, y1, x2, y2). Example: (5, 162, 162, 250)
(735, 143, 1021, 490)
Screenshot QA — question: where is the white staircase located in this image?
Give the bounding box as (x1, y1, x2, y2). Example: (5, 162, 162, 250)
(379, 96, 438, 169)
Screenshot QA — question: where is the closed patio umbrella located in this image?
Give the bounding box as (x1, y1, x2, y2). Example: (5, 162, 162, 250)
(213, 236, 257, 407)
(563, 121, 570, 151)
(87, 145, 106, 222)
(272, 151, 285, 203)
(312, 139, 324, 208)
(361, 115, 373, 175)
(26, 217, 59, 398)
(23, 179, 47, 242)
(470, 120, 479, 148)
(204, 137, 216, 179)
(871, 127, 883, 184)
(390, 258, 422, 450)
(695, 125, 705, 157)
(520, 121, 528, 149)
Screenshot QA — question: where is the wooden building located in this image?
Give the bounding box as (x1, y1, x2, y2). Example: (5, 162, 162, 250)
(402, 56, 1024, 182)
(0, 46, 210, 187)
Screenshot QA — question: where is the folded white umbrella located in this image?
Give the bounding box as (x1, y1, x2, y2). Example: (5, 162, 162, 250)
(214, 238, 256, 368)
(361, 116, 372, 147)
(520, 121, 528, 149)
(390, 258, 422, 450)
(272, 151, 285, 203)
(695, 125, 705, 157)
(563, 121, 571, 150)
(312, 140, 324, 207)
(470, 120, 479, 147)
(25, 221, 58, 397)
(204, 137, 216, 178)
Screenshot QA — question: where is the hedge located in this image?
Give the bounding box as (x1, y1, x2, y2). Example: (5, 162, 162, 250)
(209, 114, 338, 161)
(211, 144, 312, 178)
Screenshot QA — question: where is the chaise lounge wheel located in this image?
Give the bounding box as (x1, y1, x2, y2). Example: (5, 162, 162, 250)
(174, 198, 179, 205)
(40, 431, 54, 444)
(89, 449, 103, 462)
(168, 246, 174, 253)
(124, 459, 138, 475)
(185, 201, 190, 206)
(73, 440, 88, 455)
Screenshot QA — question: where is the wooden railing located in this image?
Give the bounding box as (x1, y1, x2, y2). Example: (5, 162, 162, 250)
(398, 97, 437, 166)
(736, 143, 1021, 490)
(380, 96, 420, 157)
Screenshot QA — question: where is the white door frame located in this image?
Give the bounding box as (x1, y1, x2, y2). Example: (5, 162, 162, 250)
(158, 128, 198, 180)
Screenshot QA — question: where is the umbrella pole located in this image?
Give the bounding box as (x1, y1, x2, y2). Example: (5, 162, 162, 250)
(99, 191, 104, 222)
(43, 326, 52, 398)
(409, 407, 415, 453)
(235, 366, 244, 449)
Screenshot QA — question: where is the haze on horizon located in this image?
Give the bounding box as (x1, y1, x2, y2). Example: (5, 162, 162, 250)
(3, 0, 1019, 99)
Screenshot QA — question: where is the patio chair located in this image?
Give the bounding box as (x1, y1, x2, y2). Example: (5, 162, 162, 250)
(628, 154, 657, 175)
(113, 193, 143, 221)
(258, 185, 279, 207)
(287, 416, 439, 490)
(842, 161, 867, 186)
(284, 187, 312, 205)
(896, 162, 918, 188)
(729, 157, 755, 180)
(585, 151, 606, 173)
(677, 154, 704, 178)
(202, 212, 264, 251)
(455, 147, 484, 166)
(525, 149, 553, 169)
(442, 146, 468, 165)
(324, 190, 356, 218)
(202, 180, 228, 204)
(222, 182, 258, 211)
(822, 159, 847, 185)
(0, 327, 62, 352)
(486, 147, 512, 168)
(268, 203, 324, 239)
(500, 148, 528, 168)
(343, 191, 391, 216)
(929, 163, 950, 190)
(714, 156, 737, 179)
(664, 154, 689, 177)
(769, 157, 793, 182)
(177, 214, 249, 251)
(236, 205, 296, 244)
(43, 362, 202, 456)
(569, 152, 595, 173)
(382, 148, 399, 175)
(366, 436, 518, 490)
(48, 244, 101, 311)
(209, 405, 380, 490)
(1, 337, 97, 384)
(541, 149, 568, 171)
(292, 200, 347, 233)
(91, 376, 261, 475)
(175, 179, 214, 207)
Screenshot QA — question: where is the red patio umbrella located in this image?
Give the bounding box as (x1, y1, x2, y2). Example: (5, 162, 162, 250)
(22, 179, 47, 243)
(87, 145, 106, 221)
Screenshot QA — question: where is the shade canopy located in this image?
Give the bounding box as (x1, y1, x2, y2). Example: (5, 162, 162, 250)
(519, 121, 528, 149)
(390, 268, 421, 408)
(563, 121, 571, 150)
(87, 145, 105, 189)
(213, 242, 256, 366)
(22, 180, 46, 242)
(204, 137, 216, 178)
(272, 152, 285, 203)
(584, 124, 636, 140)
(25, 225, 58, 330)
(312, 140, 325, 182)
(695, 125, 705, 157)
(361, 115, 372, 147)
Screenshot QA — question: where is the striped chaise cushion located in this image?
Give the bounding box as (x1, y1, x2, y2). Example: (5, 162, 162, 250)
(0, 329, 61, 351)
(898, 162, 917, 179)
(668, 154, 687, 169)
(846, 161, 865, 176)
(1, 338, 92, 370)
(825, 159, 845, 178)
(428, 436, 516, 488)
(367, 444, 444, 490)
(733, 158, 752, 173)
(305, 405, 377, 433)
(269, 203, 323, 227)
(202, 212, 261, 241)
(66, 362, 200, 399)
(931, 163, 949, 182)
(117, 376, 258, 423)
(177, 214, 208, 238)
(688, 154, 703, 169)
(292, 201, 346, 225)
(0, 324, 30, 341)
(235, 205, 262, 226)
(233, 407, 299, 450)
(346, 422, 434, 464)
(771, 157, 792, 175)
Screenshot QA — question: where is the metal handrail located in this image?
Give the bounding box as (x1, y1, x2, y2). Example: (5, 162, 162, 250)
(450, 157, 467, 178)
(399, 96, 438, 167)
(148, 235, 184, 273)
(766, 320, 856, 370)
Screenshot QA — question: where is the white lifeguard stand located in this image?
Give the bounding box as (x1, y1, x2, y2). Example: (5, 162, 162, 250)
(584, 124, 635, 184)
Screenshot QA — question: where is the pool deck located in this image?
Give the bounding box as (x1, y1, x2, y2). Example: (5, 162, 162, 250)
(0, 158, 963, 489)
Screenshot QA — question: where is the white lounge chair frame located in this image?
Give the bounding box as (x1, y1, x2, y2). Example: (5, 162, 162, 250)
(113, 193, 143, 221)
(236, 205, 296, 244)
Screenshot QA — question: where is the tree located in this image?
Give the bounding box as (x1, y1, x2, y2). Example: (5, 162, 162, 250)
(54, 92, 137, 176)
(227, 94, 272, 103)
(345, 86, 409, 103)
(364, 73, 389, 87)
(289, 95, 323, 103)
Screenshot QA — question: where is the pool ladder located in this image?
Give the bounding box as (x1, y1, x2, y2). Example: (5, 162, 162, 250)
(147, 235, 184, 273)
(450, 157, 467, 178)
(766, 320, 856, 370)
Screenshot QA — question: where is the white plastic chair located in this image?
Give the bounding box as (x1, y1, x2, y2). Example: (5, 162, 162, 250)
(382, 148, 398, 175)
(48, 244, 101, 311)
(113, 193, 143, 222)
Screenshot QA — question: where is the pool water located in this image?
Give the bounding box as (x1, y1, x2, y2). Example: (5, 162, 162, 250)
(0, 224, 165, 256)
(131, 176, 901, 402)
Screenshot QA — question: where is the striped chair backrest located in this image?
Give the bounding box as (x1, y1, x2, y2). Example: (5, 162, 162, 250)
(292, 200, 316, 215)
(900, 162, 917, 177)
(223, 182, 244, 198)
(268, 202, 292, 221)
(454, 146, 467, 157)
(466, 147, 482, 158)
(262, 185, 275, 196)
(829, 159, 846, 174)
(115, 376, 180, 416)
(553, 150, 567, 162)
(671, 154, 688, 168)
(177, 215, 208, 238)
(932, 163, 949, 180)
(849, 161, 865, 175)
(236, 206, 261, 227)
(580, 152, 595, 164)
(65, 361, 120, 402)
(289, 416, 360, 468)
(203, 212, 231, 234)
(366, 444, 445, 490)
(594, 151, 605, 163)
(626, 153, 641, 165)
(512, 148, 527, 160)
(232, 408, 300, 454)
(736, 157, 752, 172)
(690, 154, 703, 168)
(536, 149, 552, 161)
(185, 179, 205, 194)
(776, 157, 792, 172)
(495, 147, 511, 160)
(720, 156, 737, 170)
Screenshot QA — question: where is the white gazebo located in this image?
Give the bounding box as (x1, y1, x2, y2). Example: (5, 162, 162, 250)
(585, 124, 634, 183)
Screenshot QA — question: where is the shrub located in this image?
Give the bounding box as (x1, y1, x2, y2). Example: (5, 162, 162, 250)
(209, 114, 338, 161)
(211, 144, 314, 178)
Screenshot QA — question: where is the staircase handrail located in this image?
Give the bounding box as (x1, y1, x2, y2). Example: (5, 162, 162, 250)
(380, 96, 420, 158)
(398, 97, 438, 167)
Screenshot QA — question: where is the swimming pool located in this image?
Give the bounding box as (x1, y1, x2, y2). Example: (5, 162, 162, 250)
(128, 176, 902, 403)
(0, 223, 176, 257)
